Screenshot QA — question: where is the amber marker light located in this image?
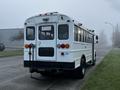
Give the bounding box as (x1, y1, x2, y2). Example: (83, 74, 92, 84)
(65, 44, 70, 49)
(25, 44, 29, 48)
(60, 44, 66, 49)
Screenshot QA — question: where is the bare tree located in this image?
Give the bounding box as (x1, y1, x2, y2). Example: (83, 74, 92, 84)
(112, 24, 120, 47)
(10, 30, 24, 41)
(98, 30, 108, 48)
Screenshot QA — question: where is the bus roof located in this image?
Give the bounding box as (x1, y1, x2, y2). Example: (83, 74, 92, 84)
(25, 12, 72, 24)
(25, 12, 95, 34)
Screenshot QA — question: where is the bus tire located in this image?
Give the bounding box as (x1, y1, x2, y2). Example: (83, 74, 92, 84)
(74, 57, 86, 79)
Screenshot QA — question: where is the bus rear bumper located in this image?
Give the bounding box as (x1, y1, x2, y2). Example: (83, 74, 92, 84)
(24, 61, 75, 70)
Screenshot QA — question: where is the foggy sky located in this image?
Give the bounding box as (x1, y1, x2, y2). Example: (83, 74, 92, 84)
(0, 0, 120, 45)
(105, 0, 120, 12)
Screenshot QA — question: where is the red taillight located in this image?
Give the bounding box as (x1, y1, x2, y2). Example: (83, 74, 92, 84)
(58, 44, 70, 49)
(60, 44, 66, 49)
(57, 44, 70, 49)
(28, 44, 32, 48)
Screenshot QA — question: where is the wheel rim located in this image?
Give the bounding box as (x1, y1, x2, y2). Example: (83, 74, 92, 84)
(82, 67, 85, 75)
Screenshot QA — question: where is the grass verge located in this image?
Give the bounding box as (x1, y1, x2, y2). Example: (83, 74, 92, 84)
(81, 48, 120, 90)
(0, 50, 23, 58)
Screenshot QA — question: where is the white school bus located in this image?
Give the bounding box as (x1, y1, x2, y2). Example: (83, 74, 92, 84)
(24, 12, 98, 78)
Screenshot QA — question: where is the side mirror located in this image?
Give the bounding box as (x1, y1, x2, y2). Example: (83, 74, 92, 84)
(96, 35, 98, 43)
(96, 35, 98, 40)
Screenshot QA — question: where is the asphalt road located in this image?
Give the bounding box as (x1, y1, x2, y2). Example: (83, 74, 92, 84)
(0, 47, 111, 90)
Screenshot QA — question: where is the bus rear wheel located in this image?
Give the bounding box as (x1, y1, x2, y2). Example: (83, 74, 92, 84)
(74, 58, 86, 79)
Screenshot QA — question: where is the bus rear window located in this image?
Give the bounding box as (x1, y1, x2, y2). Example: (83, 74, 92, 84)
(26, 27, 35, 40)
(58, 24, 69, 40)
(39, 25, 54, 40)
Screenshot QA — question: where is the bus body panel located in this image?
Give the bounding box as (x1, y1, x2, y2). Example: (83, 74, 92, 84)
(56, 22, 74, 62)
(24, 12, 96, 71)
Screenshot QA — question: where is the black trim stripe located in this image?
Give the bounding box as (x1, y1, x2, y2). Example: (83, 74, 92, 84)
(24, 61, 75, 69)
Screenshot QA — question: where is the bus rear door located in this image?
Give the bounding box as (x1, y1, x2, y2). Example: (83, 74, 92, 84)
(36, 23, 57, 61)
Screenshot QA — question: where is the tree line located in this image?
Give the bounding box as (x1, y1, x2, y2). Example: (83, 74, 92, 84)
(112, 24, 120, 48)
(9, 24, 120, 48)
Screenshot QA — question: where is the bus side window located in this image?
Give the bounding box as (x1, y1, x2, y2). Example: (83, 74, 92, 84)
(81, 29, 84, 42)
(78, 28, 81, 42)
(83, 30, 85, 42)
(84, 31, 86, 42)
(87, 33, 92, 43)
(79, 28, 82, 42)
(58, 24, 69, 40)
(86, 32, 89, 43)
(90, 34, 93, 43)
(74, 25, 78, 41)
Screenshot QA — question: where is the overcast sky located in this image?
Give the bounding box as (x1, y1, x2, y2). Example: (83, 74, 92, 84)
(0, 0, 120, 44)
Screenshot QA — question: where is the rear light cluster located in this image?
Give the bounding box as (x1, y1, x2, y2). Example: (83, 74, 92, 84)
(25, 44, 35, 49)
(57, 44, 70, 49)
(25, 44, 32, 48)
